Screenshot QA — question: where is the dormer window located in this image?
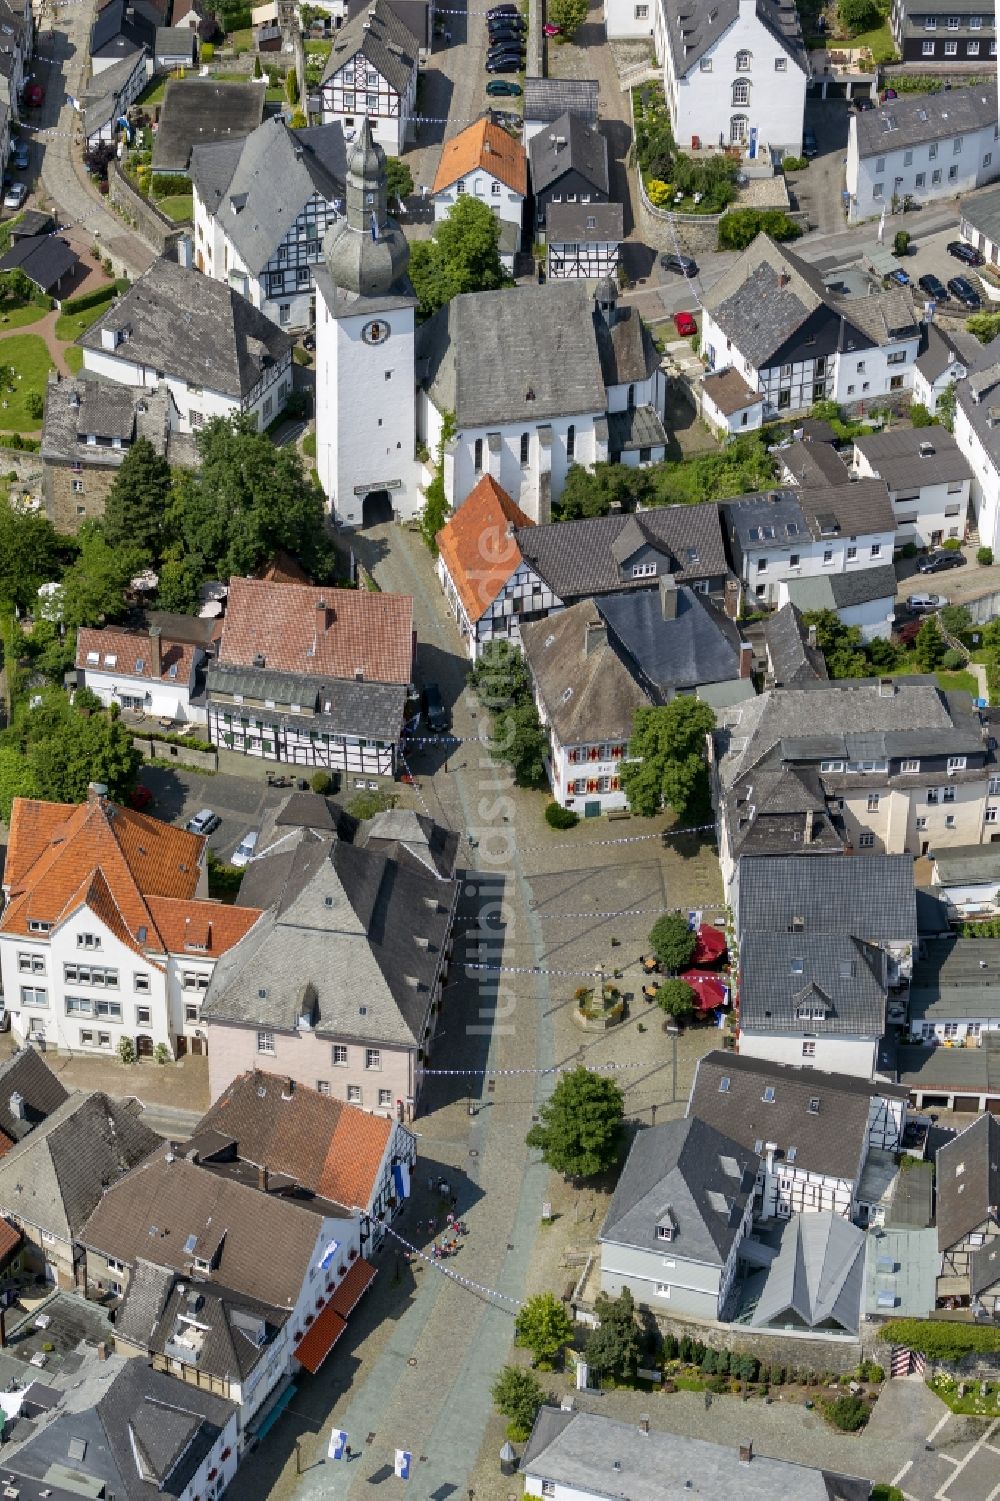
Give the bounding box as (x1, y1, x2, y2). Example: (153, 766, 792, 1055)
(656, 1221, 674, 1242)
(762, 1086, 776, 1103)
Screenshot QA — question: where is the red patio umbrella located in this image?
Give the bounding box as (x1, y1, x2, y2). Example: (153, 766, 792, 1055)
(691, 923, 727, 968)
(680, 970, 730, 1013)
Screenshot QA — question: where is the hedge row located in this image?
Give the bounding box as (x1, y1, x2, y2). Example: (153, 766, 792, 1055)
(878, 1319, 1000, 1361)
(151, 173, 192, 197)
(62, 278, 129, 316)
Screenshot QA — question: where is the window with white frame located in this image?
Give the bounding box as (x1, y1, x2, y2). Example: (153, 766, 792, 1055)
(20, 987, 47, 1008)
(257, 1030, 275, 1054)
(859, 832, 875, 848)
(347, 1084, 362, 1104)
(735, 49, 751, 69)
(17, 953, 45, 974)
(987, 806, 999, 823)
(947, 756, 967, 772)
(732, 78, 750, 105)
(802, 1041, 816, 1057)
(901, 758, 920, 773)
(378, 1088, 392, 1107)
(332, 1044, 348, 1065)
(365, 1048, 381, 1070)
(77, 933, 101, 950)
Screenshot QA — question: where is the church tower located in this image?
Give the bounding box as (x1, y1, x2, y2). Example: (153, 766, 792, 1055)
(314, 120, 419, 528)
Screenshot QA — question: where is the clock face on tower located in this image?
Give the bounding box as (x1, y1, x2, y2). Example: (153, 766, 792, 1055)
(362, 319, 391, 346)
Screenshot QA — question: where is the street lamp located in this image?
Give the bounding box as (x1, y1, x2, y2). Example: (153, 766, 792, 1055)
(665, 1022, 679, 1103)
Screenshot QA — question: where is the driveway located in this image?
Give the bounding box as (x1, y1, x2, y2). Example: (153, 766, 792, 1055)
(138, 764, 286, 864)
(792, 97, 852, 236)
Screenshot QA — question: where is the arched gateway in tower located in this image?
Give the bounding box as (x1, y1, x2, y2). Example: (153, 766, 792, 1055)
(314, 120, 420, 528)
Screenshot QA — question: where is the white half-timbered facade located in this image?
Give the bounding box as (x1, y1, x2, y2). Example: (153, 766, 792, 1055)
(318, 0, 419, 156)
(546, 202, 623, 282)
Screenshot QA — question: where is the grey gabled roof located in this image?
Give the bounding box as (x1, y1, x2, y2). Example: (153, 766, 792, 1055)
(936, 1113, 1000, 1251)
(0, 234, 77, 294)
(515, 503, 728, 599)
(191, 118, 346, 277)
(779, 440, 851, 489)
(738, 853, 917, 943)
(528, 110, 609, 196)
(798, 477, 896, 539)
(520, 1408, 872, 1501)
(751, 1212, 866, 1333)
(154, 23, 195, 53)
(594, 304, 660, 389)
(206, 661, 406, 742)
(783, 563, 899, 613)
(657, 0, 807, 78)
(0, 1048, 69, 1142)
(417, 282, 607, 427)
(523, 77, 598, 127)
(855, 83, 998, 160)
(80, 257, 291, 400)
(688, 1050, 906, 1180)
(915, 322, 970, 385)
(854, 425, 972, 492)
(961, 183, 1000, 246)
(596, 582, 742, 693)
(41, 377, 189, 471)
(762, 603, 828, 687)
(606, 404, 668, 454)
(321, 0, 419, 96)
(151, 78, 267, 173)
(600, 1116, 756, 1266)
(739, 932, 887, 1036)
(546, 200, 623, 243)
(909, 935, 1000, 1023)
(520, 599, 648, 744)
(932, 842, 1000, 885)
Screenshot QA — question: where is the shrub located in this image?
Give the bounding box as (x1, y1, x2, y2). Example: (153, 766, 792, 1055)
(283, 388, 310, 419)
(858, 1359, 885, 1383)
(60, 283, 120, 316)
(893, 229, 910, 257)
(878, 1318, 1000, 1361)
(718, 208, 802, 251)
(310, 770, 332, 794)
(151, 173, 192, 197)
(897, 540, 918, 559)
(977, 546, 994, 566)
(153, 1042, 170, 1064)
(942, 536, 962, 550)
(941, 648, 966, 670)
(782, 155, 808, 171)
(545, 801, 579, 829)
(118, 1036, 136, 1065)
(839, 0, 882, 29)
(646, 177, 672, 207)
(826, 1395, 869, 1432)
(201, 40, 214, 58)
(909, 402, 934, 427)
(347, 787, 396, 819)
(657, 978, 695, 1019)
(25, 391, 43, 421)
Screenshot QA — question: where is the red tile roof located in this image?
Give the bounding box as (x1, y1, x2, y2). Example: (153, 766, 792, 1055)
(145, 897, 265, 956)
(330, 1256, 376, 1318)
(294, 1303, 347, 1375)
(0, 1131, 15, 1160)
(0, 1217, 23, 1266)
(432, 117, 528, 198)
(435, 476, 533, 624)
(219, 579, 414, 685)
(76, 627, 197, 686)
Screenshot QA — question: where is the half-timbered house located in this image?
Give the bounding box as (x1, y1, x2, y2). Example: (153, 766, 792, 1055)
(936, 1114, 1000, 1314)
(191, 117, 347, 331)
(318, 0, 419, 157)
(546, 201, 623, 281)
(435, 475, 545, 660)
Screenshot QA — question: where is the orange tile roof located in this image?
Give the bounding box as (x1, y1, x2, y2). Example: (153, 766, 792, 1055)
(0, 1131, 15, 1160)
(76, 627, 197, 686)
(1, 793, 208, 958)
(330, 1256, 376, 1318)
(294, 1303, 347, 1375)
(145, 896, 265, 956)
(432, 118, 527, 198)
(0, 1217, 22, 1266)
(435, 475, 534, 624)
(219, 579, 414, 686)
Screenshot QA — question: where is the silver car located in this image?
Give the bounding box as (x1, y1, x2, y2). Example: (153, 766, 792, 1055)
(185, 807, 221, 835)
(230, 830, 259, 867)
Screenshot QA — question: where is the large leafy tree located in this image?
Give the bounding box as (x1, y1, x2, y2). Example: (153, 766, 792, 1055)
(409, 197, 508, 322)
(619, 698, 716, 820)
(526, 1066, 624, 1179)
(470, 639, 532, 711)
(914, 616, 946, 673)
(58, 523, 148, 627)
(657, 976, 695, 1019)
(557, 462, 654, 520)
(548, 0, 587, 36)
(103, 437, 173, 557)
(649, 912, 696, 973)
(491, 1366, 545, 1440)
(2, 690, 140, 813)
(586, 1288, 642, 1381)
(0, 501, 62, 610)
(0, 744, 40, 822)
(491, 696, 548, 788)
(515, 1293, 575, 1368)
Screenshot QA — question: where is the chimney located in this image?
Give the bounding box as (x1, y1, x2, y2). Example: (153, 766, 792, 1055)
(149, 625, 162, 678)
(878, 676, 895, 698)
(97, 1340, 109, 1361)
(659, 573, 678, 620)
(739, 642, 753, 680)
(778, 270, 790, 287)
(723, 577, 741, 621)
(807, 624, 817, 648)
(258, 1164, 269, 1193)
(8, 1091, 24, 1122)
(639, 1414, 650, 1434)
(585, 619, 607, 655)
(87, 781, 109, 805)
(739, 1441, 753, 1465)
(176, 234, 194, 270)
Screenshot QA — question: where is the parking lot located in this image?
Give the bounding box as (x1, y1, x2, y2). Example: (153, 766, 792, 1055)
(137, 763, 294, 866)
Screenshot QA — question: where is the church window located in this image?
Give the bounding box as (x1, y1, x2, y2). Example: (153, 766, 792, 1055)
(474, 438, 483, 472)
(567, 424, 575, 460)
(520, 432, 530, 466)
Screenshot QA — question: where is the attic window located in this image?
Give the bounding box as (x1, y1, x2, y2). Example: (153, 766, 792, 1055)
(258, 987, 268, 999)
(807, 1096, 820, 1114)
(561, 687, 573, 702)
(194, 1256, 211, 1273)
(789, 916, 804, 933)
(718, 1076, 730, 1092)
(324, 896, 334, 908)
(68, 1438, 87, 1463)
(104, 654, 117, 668)
(359, 1005, 368, 1016)
(184, 1233, 197, 1254)
(86, 650, 99, 665)
(790, 957, 803, 975)
(137, 926, 147, 943)
(762, 1086, 776, 1103)
(168, 664, 178, 679)
(656, 1222, 674, 1242)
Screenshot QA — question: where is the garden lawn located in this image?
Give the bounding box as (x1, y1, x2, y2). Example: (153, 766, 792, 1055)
(936, 669, 979, 696)
(225, 26, 253, 48)
(54, 296, 115, 342)
(63, 346, 84, 374)
(0, 301, 49, 330)
(0, 335, 53, 431)
(155, 193, 194, 222)
(136, 78, 167, 107)
(845, 20, 896, 56)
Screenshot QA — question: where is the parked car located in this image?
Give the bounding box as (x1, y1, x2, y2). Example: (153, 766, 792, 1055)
(802, 128, 818, 157)
(947, 239, 984, 267)
(947, 275, 981, 309)
(10, 141, 29, 170)
(486, 78, 522, 95)
(23, 82, 43, 108)
(487, 2, 519, 14)
(917, 273, 948, 301)
(128, 784, 153, 811)
(489, 15, 525, 31)
(661, 251, 698, 277)
(186, 807, 221, 835)
(887, 268, 910, 286)
(673, 310, 697, 337)
(917, 548, 966, 573)
(486, 54, 521, 71)
(421, 682, 451, 733)
(488, 31, 526, 48)
(3, 182, 27, 210)
(543, 21, 561, 33)
(487, 41, 525, 57)
(906, 592, 949, 612)
(231, 830, 259, 867)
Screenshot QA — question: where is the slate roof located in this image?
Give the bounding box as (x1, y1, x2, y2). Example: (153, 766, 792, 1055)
(354, 807, 460, 880)
(515, 503, 728, 599)
(90, 0, 154, 59)
(546, 200, 623, 243)
(689, 1050, 906, 1179)
(779, 440, 852, 489)
(80, 258, 290, 401)
(606, 404, 669, 454)
(701, 366, 763, 416)
(784, 563, 900, 612)
(432, 116, 527, 196)
(594, 304, 660, 389)
(600, 1117, 756, 1266)
(0, 1049, 69, 1145)
(595, 581, 744, 693)
(321, 0, 419, 96)
(528, 110, 609, 196)
(435, 474, 533, 624)
(201, 827, 457, 1049)
(658, 0, 807, 78)
(206, 662, 408, 743)
(896, 1037, 1000, 1096)
(751, 1212, 865, 1333)
(936, 1113, 1000, 1251)
(853, 426, 972, 491)
(855, 83, 998, 160)
(416, 282, 607, 427)
(723, 764, 846, 864)
(0, 234, 77, 293)
(961, 184, 1000, 246)
(915, 322, 969, 385)
(0, 1092, 159, 1240)
(81, 1142, 327, 1307)
(521, 600, 648, 744)
(520, 1408, 872, 1501)
(191, 1068, 401, 1211)
(41, 377, 193, 472)
(797, 478, 895, 539)
(151, 78, 267, 172)
(155, 23, 195, 53)
(217, 578, 413, 684)
(190, 118, 346, 277)
(761, 602, 828, 687)
(523, 77, 598, 127)
(739, 932, 887, 1036)
(909, 936, 1000, 1023)
(737, 853, 917, 942)
(932, 844, 1000, 886)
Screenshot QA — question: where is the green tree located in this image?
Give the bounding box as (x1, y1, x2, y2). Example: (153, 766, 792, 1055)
(0, 501, 61, 610)
(252, 52, 262, 78)
(21, 697, 141, 805)
(469, 639, 531, 710)
(649, 911, 696, 972)
(385, 156, 415, 209)
(0, 269, 38, 311)
(914, 616, 946, 672)
(409, 197, 508, 321)
(515, 1292, 575, 1368)
(284, 66, 299, 104)
(0, 744, 40, 822)
(526, 1066, 624, 1179)
(156, 553, 205, 613)
(491, 695, 548, 787)
(548, 0, 587, 36)
(118, 1036, 136, 1065)
(838, 0, 882, 30)
(491, 1366, 545, 1440)
(58, 523, 148, 627)
(939, 604, 972, 637)
(586, 1288, 641, 1381)
(557, 461, 654, 519)
(656, 976, 695, 1019)
(938, 384, 957, 431)
(619, 698, 716, 819)
(103, 437, 173, 557)
(802, 609, 869, 679)
(717, 209, 802, 251)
